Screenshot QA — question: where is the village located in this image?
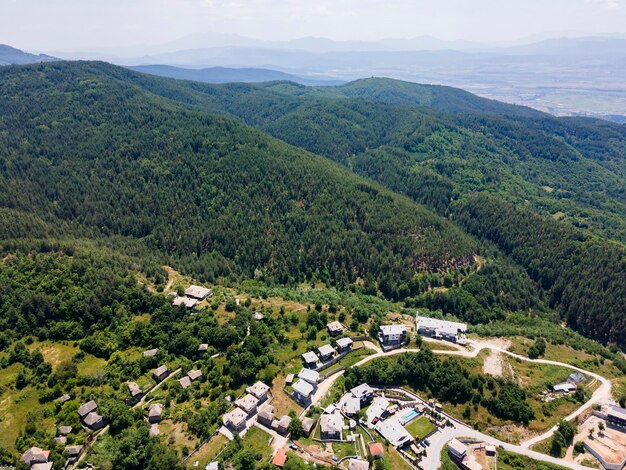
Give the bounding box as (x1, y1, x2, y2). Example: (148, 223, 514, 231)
(14, 284, 626, 470)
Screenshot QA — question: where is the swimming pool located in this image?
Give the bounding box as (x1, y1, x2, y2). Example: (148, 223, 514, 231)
(400, 408, 420, 424)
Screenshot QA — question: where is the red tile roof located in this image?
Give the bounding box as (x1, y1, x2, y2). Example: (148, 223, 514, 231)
(369, 442, 384, 457)
(272, 448, 287, 467)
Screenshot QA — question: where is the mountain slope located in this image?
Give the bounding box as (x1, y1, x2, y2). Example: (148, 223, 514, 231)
(128, 64, 343, 86)
(0, 61, 475, 292)
(0, 44, 58, 65)
(76, 68, 626, 347)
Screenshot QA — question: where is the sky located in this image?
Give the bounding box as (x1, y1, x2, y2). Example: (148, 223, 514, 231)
(1, 0, 626, 52)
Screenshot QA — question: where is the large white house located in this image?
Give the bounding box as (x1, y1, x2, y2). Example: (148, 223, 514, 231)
(416, 315, 467, 343)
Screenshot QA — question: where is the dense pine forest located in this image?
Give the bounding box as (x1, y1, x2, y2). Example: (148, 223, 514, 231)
(0, 60, 624, 348)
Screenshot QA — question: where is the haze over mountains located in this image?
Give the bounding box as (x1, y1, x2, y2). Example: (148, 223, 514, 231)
(5, 33, 626, 120)
(0, 33, 614, 120)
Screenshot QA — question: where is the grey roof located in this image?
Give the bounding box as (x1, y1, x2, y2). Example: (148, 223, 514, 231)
(285, 373, 295, 384)
(64, 445, 83, 456)
(448, 438, 468, 457)
(568, 372, 586, 384)
(258, 404, 275, 422)
(246, 381, 270, 399)
(379, 324, 407, 336)
(336, 337, 353, 349)
(608, 405, 626, 419)
(302, 351, 319, 364)
(350, 383, 373, 400)
(172, 295, 198, 308)
(128, 382, 142, 397)
(223, 407, 247, 427)
(187, 369, 203, 381)
(416, 316, 467, 335)
(185, 285, 212, 299)
(253, 312, 264, 321)
(301, 416, 316, 434)
(20, 447, 48, 464)
(292, 379, 314, 398)
(59, 394, 71, 403)
(298, 368, 320, 384)
(317, 344, 336, 357)
(153, 365, 168, 377)
(374, 418, 413, 447)
(235, 394, 259, 413)
(320, 413, 343, 435)
(83, 412, 103, 426)
(274, 415, 291, 430)
(58, 425, 72, 435)
(342, 395, 361, 415)
(198, 343, 209, 351)
(143, 348, 159, 357)
(179, 376, 192, 389)
(149, 403, 163, 418)
(54, 436, 67, 445)
(348, 459, 370, 470)
(327, 321, 345, 332)
(31, 464, 53, 470)
(365, 396, 389, 423)
(554, 382, 576, 392)
(78, 400, 97, 417)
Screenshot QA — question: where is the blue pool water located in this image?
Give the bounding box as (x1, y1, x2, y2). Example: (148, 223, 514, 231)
(401, 408, 420, 424)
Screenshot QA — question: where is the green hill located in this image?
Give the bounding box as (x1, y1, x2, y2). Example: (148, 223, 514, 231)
(0, 61, 475, 291)
(0, 61, 624, 347)
(69, 67, 626, 348)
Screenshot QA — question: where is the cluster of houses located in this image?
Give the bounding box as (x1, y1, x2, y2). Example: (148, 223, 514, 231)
(171, 285, 213, 310)
(415, 315, 467, 344)
(301, 337, 354, 370)
(20, 414, 92, 469)
(78, 400, 104, 431)
(221, 381, 292, 435)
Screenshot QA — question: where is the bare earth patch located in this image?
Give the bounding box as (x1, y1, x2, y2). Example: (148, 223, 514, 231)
(483, 349, 504, 377)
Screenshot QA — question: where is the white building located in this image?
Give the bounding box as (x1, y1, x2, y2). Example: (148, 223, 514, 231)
(365, 396, 390, 426)
(336, 337, 353, 352)
(302, 351, 320, 368)
(416, 315, 467, 343)
(378, 324, 407, 345)
(292, 379, 314, 403)
(317, 344, 336, 361)
(235, 393, 260, 415)
(351, 383, 374, 404)
(374, 418, 413, 448)
(298, 368, 320, 385)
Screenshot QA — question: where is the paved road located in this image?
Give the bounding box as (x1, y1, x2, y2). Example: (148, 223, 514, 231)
(308, 337, 613, 470)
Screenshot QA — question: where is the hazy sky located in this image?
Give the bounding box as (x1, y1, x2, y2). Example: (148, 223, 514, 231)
(2, 0, 626, 52)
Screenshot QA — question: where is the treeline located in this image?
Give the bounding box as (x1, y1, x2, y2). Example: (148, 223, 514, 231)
(454, 194, 626, 348)
(344, 349, 535, 424)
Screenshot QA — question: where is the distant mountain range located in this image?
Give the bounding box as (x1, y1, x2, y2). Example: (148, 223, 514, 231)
(128, 64, 344, 86)
(0, 44, 58, 65)
(9, 34, 626, 120)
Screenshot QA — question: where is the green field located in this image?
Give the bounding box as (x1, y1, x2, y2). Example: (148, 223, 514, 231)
(405, 416, 436, 440)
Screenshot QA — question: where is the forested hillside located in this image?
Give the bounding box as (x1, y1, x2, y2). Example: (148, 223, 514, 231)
(0, 61, 625, 348)
(0, 61, 475, 294)
(119, 65, 626, 348)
